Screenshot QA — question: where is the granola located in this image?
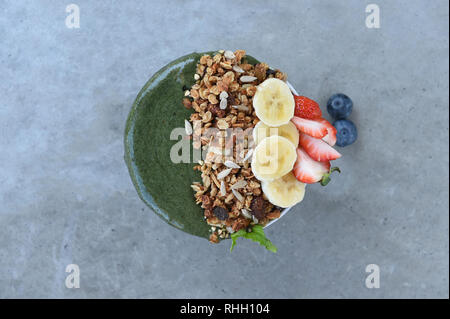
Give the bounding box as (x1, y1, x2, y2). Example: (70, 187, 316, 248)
(183, 50, 287, 243)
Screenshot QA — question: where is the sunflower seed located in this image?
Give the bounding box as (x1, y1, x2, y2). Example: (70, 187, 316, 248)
(240, 76, 257, 83)
(224, 160, 240, 169)
(241, 208, 252, 219)
(243, 148, 253, 161)
(232, 189, 244, 202)
(184, 90, 190, 96)
(194, 74, 200, 80)
(232, 105, 249, 112)
(219, 98, 227, 110)
(232, 65, 245, 73)
(224, 50, 235, 60)
(219, 91, 228, 100)
(220, 180, 226, 196)
(217, 168, 232, 180)
(231, 180, 247, 190)
(226, 226, 235, 234)
(184, 120, 192, 135)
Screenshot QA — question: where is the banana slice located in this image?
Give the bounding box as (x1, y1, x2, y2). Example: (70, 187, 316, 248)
(253, 78, 295, 127)
(262, 172, 306, 208)
(251, 135, 297, 181)
(253, 120, 299, 147)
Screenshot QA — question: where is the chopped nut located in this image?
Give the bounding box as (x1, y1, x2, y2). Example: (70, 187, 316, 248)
(275, 70, 287, 81)
(199, 55, 209, 65)
(234, 50, 246, 63)
(246, 86, 257, 97)
(254, 63, 269, 82)
(200, 195, 212, 209)
(267, 210, 281, 220)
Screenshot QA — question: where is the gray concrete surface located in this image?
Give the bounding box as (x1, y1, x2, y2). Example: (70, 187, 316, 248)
(0, 0, 448, 298)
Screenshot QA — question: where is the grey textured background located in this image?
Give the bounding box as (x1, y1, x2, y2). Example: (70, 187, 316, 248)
(0, 0, 448, 298)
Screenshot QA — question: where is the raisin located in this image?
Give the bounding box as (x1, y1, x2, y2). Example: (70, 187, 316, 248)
(210, 105, 226, 118)
(250, 196, 266, 220)
(266, 69, 276, 77)
(213, 206, 229, 220)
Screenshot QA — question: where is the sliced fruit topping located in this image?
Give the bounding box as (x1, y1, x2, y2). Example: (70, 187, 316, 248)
(293, 95, 322, 119)
(334, 119, 358, 147)
(293, 148, 331, 184)
(291, 116, 328, 139)
(251, 135, 297, 181)
(253, 78, 295, 127)
(253, 120, 299, 147)
(299, 133, 342, 162)
(317, 118, 337, 146)
(327, 93, 353, 119)
(261, 172, 305, 208)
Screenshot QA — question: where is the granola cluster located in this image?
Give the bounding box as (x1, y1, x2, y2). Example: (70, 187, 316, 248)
(183, 50, 286, 243)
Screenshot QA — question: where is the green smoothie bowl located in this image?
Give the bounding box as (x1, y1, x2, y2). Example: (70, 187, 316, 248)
(124, 50, 341, 252)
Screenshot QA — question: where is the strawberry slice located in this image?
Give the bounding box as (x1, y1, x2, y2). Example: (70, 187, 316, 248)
(291, 116, 328, 139)
(317, 118, 337, 146)
(293, 148, 331, 184)
(299, 133, 342, 162)
(293, 95, 322, 119)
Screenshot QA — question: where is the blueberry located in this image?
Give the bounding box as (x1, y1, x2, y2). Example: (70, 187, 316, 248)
(327, 93, 353, 119)
(334, 119, 357, 147)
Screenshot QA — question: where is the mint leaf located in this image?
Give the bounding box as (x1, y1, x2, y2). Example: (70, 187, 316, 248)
(321, 167, 341, 186)
(230, 225, 277, 253)
(230, 229, 246, 252)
